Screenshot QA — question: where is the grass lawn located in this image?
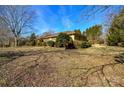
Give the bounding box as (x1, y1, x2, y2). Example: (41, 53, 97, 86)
(0, 45, 124, 87)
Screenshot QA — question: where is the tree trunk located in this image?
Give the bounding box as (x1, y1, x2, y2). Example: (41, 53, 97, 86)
(14, 37, 17, 47)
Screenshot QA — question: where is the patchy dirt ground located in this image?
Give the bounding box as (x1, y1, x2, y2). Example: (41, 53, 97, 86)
(0, 46, 124, 87)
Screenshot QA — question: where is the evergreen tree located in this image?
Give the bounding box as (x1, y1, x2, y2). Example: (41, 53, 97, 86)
(84, 25, 102, 44)
(74, 29, 82, 41)
(30, 32, 36, 46)
(107, 9, 124, 46)
(56, 33, 75, 49)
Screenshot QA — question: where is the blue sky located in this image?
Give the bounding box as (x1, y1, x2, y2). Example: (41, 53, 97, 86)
(31, 5, 123, 35)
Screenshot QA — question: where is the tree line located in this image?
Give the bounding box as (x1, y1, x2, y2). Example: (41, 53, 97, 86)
(0, 6, 124, 48)
(18, 25, 102, 49)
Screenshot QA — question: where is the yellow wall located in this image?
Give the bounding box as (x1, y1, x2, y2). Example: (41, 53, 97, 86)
(70, 35, 75, 41)
(43, 37, 56, 42)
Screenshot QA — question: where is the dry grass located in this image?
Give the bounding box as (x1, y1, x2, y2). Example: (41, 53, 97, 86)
(0, 45, 124, 87)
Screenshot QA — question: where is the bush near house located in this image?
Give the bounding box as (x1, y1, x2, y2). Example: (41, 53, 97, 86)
(56, 33, 75, 49)
(56, 33, 71, 47)
(37, 39, 43, 46)
(42, 42, 47, 46)
(118, 42, 124, 47)
(47, 40, 55, 47)
(73, 40, 82, 48)
(37, 41, 43, 46)
(81, 41, 92, 48)
(65, 42, 75, 49)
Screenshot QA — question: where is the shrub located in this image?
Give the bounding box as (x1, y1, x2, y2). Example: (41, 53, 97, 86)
(81, 41, 91, 48)
(98, 39, 104, 44)
(118, 42, 124, 47)
(56, 33, 73, 48)
(56, 33, 76, 49)
(30, 33, 36, 46)
(42, 42, 47, 46)
(74, 40, 82, 48)
(47, 40, 55, 47)
(37, 39, 43, 46)
(37, 41, 42, 46)
(25, 41, 30, 46)
(106, 9, 124, 46)
(31, 40, 36, 46)
(18, 38, 28, 46)
(65, 42, 75, 49)
(106, 32, 119, 46)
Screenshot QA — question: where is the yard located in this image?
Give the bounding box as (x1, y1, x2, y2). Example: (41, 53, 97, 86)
(0, 45, 124, 87)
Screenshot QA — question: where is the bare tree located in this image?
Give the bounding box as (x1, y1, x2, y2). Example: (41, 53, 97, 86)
(0, 5, 36, 47)
(42, 30, 55, 37)
(0, 22, 13, 47)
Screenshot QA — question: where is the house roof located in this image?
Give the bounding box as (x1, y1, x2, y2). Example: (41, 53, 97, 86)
(37, 31, 75, 40)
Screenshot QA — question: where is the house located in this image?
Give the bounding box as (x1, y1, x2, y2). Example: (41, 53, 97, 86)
(37, 31, 76, 42)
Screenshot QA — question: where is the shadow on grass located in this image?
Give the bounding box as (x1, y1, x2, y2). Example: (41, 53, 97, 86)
(0, 49, 65, 67)
(0, 51, 24, 67)
(0, 51, 24, 58)
(0, 50, 44, 67)
(114, 53, 124, 64)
